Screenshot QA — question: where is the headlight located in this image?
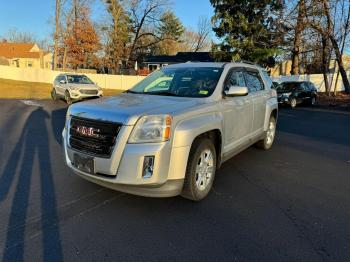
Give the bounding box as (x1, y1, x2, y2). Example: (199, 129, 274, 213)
(129, 115, 172, 143)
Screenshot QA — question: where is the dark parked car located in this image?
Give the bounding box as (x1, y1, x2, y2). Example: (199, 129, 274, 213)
(277, 81, 317, 108)
(272, 81, 280, 89)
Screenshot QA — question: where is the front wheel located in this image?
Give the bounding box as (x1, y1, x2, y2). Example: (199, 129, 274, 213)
(51, 89, 58, 101)
(255, 115, 276, 150)
(181, 138, 217, 201)
(65, 91, 72, 105)
(290, 98, 297, 108)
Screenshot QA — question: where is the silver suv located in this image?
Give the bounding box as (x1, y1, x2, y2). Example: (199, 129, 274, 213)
(52, 74, 103, 104)
(62, 62, 278, 201)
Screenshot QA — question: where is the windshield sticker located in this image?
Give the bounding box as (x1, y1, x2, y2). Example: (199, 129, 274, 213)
(199, 90, 209, 95)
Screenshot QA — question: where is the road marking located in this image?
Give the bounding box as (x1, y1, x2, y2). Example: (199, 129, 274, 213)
(21, 100, 42, 107)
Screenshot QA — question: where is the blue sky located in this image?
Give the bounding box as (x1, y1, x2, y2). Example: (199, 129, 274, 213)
(0, 0, 215, 41)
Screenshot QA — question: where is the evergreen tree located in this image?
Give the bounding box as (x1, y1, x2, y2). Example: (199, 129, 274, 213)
(210, 0, 283, 66)
(158, 11, 184, 40)
(155, 11, 184, 55)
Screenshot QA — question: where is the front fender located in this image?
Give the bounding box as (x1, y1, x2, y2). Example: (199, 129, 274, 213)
(264, 97, 278, 131)
(167, 113, 223, 180)
(172, 113, 223, 148)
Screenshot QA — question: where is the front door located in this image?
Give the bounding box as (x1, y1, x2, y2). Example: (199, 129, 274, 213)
(221, 68, 253, 154)
(57, 75, 67, 95)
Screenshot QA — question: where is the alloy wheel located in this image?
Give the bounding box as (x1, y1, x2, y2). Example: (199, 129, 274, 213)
(266, 119, 276, 147)
(195, 149, 215, 191)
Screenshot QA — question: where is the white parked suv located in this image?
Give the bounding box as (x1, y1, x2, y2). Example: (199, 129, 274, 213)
(51, 74, 103, 104)
(62, 62, 278, 201)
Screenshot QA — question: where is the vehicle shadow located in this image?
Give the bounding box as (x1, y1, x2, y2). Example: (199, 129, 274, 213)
(1, 107, 63, 262)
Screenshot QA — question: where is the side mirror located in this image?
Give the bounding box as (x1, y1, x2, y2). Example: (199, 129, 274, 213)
(59, 80, 66, 84)
(224, 85, 249, 97)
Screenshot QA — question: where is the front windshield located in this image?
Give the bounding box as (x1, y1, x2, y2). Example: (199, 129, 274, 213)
(277, 82, 300, 92)
(130, 67, 224, 97)
(67, 75, 94, 84)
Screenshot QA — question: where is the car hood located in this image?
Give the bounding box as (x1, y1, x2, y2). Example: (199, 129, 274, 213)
(277, 89, 293, 94)
(68, 93, 203, 125)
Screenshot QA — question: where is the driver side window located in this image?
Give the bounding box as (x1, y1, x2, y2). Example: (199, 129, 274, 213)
(225, 70, 246, 91)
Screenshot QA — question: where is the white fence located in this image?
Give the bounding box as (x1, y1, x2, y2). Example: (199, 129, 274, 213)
(0, 65, 348, 92)
(272, 73, 347, 92)
(0, 65, 145, 90)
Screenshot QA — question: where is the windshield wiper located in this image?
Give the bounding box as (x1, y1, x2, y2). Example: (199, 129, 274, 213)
(146, 91, 179, 97)
(125, 90, 141, 94)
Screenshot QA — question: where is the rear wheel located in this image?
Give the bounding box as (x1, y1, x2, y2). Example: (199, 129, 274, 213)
(256, 115, 276, 150)
(181, 138, 217, 201)
(65, 91, 72, 105)
(309, 96, 316, 106)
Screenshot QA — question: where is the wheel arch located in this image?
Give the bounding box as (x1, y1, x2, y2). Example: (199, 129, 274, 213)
(168, 114, 223, 180)
(264, 98, 278, 131)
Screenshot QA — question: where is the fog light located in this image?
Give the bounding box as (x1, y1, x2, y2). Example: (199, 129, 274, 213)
(142, 156, 154, 179)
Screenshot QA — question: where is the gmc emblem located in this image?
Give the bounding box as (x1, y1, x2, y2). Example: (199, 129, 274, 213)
(75, 126, 100, 138)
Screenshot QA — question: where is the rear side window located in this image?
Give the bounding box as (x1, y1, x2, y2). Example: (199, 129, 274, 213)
(307, 82, 316, 91)
(262, 70, 273, 89)
(300, 83, 308, 91)
(244, 70, 264, 92)
(225, 70, 246, 91)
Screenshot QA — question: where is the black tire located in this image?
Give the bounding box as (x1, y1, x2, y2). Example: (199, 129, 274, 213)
(255, 115, 276, 150)
(65, 91, 72, 105)
(181, 137, 217, 201)
(309, 96, 316, 106)
(290, 97, 297, 108)
(51, 89, 58, 101)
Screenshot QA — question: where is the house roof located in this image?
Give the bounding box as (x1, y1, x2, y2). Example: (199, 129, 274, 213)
(0, 42, 42, 59)
(144, 52, 215, 64)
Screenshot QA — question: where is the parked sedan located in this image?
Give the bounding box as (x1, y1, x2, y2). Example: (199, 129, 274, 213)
(51, 74, 103, 104)
(277, 81, 317, 108)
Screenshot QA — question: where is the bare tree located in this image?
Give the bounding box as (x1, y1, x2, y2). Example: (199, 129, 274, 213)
(5, 28, 37, 43)
(291, 0, 306, 75)
(53, 0, 61, 70)
(127, 0, 170, 62)
(332, 0, 350, 95)
(321, 35, 331, 94)
(193, 17, 212, 52)
(306, 0, 350, 93)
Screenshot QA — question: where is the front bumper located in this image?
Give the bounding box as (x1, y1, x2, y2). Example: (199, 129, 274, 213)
(62, 127, 187, 197)
(277, 96, 290, 104)
(70, 90, 103, 100)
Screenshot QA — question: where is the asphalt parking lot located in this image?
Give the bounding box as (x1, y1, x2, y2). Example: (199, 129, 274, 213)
(0, 99, 350, 262)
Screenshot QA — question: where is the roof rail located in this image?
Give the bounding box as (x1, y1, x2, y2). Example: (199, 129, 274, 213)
(236, 60, 257, 66)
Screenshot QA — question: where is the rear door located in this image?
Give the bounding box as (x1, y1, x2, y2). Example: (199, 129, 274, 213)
(221, 67, 253, 153)
(243, 68, 269, 137)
